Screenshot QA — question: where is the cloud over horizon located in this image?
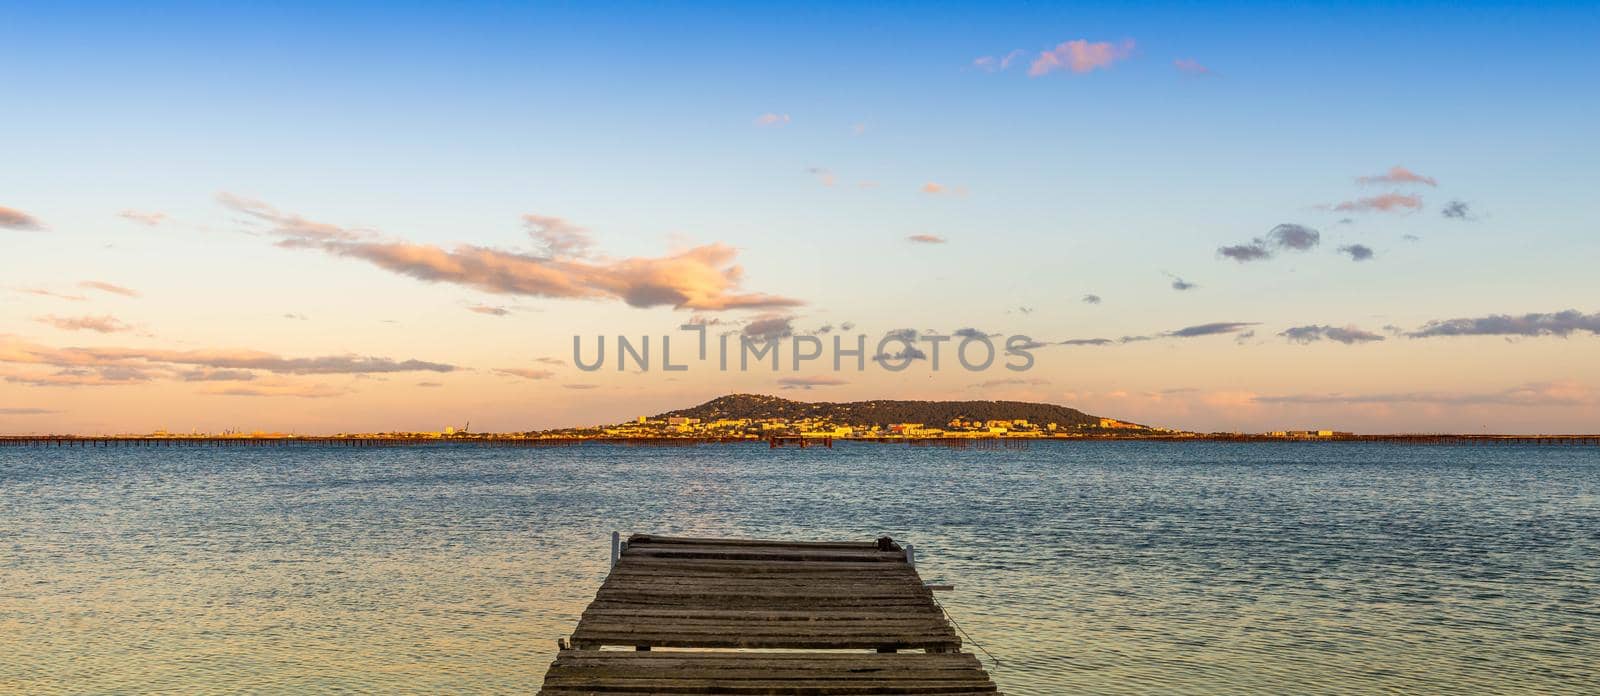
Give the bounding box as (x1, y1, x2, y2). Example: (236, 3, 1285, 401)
(220, 194, 802, 312)
(0, 334, 457, 392)
(1280, 324, 1386, 344)
(1408, 310, 1600, 338)
(777, 375, 848, 390)
(1256, 381, 1595, 407)
(35, 315, 135, 334)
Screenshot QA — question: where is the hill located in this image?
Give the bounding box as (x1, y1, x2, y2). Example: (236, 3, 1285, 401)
(655, 393, 1118, 428)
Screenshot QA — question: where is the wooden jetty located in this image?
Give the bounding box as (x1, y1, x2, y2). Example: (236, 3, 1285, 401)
(537, 533, 1001, 695)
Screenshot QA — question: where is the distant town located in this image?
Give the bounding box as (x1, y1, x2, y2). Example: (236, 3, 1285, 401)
(8, 394, 1593, 444)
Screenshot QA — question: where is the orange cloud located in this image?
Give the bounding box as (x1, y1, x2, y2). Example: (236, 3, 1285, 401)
(920, 182, 966, 196)
(754, 113, 791, 127)
(1357, 166, 1437, 187)
(496, 368, 556, 380)
(79, 281, 140, 298)
(201, 382, 350, 398)
(0, 334, 455, 379)
(0, 205, 43, 230)
(777, 375, 848, 390)
(118, 210, 168, 226)
(16, 288, 87, 301)
(1, 366, 156, 387)
(1173, 58, 1211, 75)
(1332, 193, 1423, 213)
(220, 195, 802, 311)
(907, 234, 947, 244)
(1029, 39, 1135, 76)
(35, 315, 134, 333)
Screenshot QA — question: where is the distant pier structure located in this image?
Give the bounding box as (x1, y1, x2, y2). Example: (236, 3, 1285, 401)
(537, 533, 1002, 695)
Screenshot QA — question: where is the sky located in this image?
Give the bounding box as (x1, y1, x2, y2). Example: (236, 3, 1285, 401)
(4, 1, 1600, 434)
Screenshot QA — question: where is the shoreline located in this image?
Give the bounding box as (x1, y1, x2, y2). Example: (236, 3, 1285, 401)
(4, 433, 1599, 447)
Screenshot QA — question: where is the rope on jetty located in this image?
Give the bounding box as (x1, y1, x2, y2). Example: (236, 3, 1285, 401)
(932, 594, 1002, 673)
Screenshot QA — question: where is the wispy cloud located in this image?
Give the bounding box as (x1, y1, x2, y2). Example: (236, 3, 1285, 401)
(1094, 321, 1261, 345)
(1441, 200, 1473, 219)
(754, 113, 791, 127)
(1173, 58, 1211, 75)
(805, 167, 837, 187)
(0, 334, 457, 384)
(1082, 294, 1102, 305)
(15, 288, 87, 301)
(118, 210, 168, 226)
(2, 365, 157, 387)
(564, 383, 599, 390)
(35, 315, 135, 334)
(0, 205, 43, 230)
(219, 194, 802, 311)
(1279, 325, 1386, 344)
(1166, 272, 1198, 291)
(523, 214, 594, 258)
(1338, 244, 1375, 261)
(1331, 193, 1423, 213)
(872, 328, 928, 364)
(972, 49, 1026, 72)
(1408, 310, 1600, 338)
(466, 304, 511, 316)
(79, 281, 140, 298)
(777, 375, 848, 390)
(1257, 381, 1596, 407)
(907, 233, 947, 244)
(1218, 224, 1321, 263)
(920, 182, 966, 196)
(496, 368, 555, 380)
(1165, 321, 1259, 338)
(180, 369, 258, 382)
(1356, 166, 1437, 187)
(974, 377, 1050, 388)
(204, 382, 350, 398)
(742, 315, 795, 342)
(1029, 39, 1136, 76)
(0, 407, 57, 415)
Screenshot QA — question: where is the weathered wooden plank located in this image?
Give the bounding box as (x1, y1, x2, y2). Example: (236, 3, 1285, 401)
(628, 534, 890, 550)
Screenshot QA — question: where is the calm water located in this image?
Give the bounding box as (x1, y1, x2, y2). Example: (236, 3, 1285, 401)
(2, 442, 1597, 694)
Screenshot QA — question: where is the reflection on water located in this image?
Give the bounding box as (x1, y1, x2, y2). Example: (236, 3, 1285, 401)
(2, 442, 1597, 694)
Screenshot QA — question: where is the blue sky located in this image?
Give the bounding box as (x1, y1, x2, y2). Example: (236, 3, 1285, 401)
(3, 1, 1599, 433)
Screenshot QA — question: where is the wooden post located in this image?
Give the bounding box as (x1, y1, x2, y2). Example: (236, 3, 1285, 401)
(611, 531, 621, 569)
(904, 543, 916, 568)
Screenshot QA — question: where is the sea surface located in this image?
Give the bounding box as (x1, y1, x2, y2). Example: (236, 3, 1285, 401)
(2, 442, 1597, 694)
